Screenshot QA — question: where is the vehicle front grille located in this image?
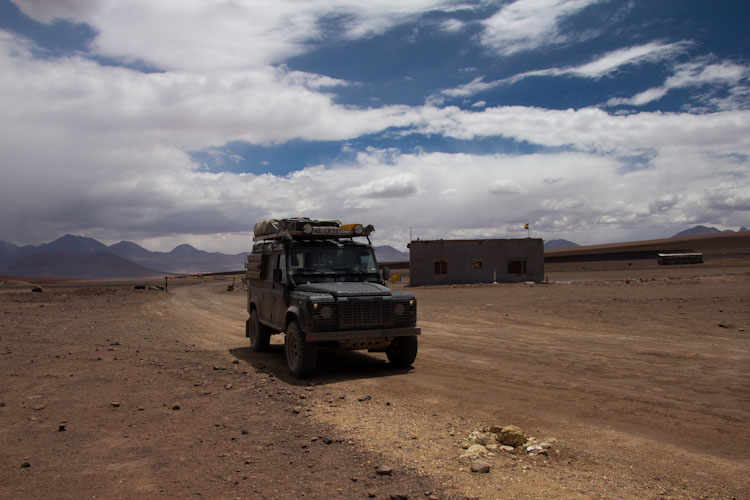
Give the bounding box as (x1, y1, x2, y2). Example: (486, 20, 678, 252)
(339, 297, 393, 329)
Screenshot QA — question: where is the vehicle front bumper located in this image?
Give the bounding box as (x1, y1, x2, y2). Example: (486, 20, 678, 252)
(306, 326, 421, 342)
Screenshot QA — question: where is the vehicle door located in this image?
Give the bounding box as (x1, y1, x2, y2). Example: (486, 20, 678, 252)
(267, 252, 287, 330)
(256, 253, 274, 326)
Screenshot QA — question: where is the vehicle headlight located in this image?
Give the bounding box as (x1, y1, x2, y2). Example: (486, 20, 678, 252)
(394, 303, 405, 315)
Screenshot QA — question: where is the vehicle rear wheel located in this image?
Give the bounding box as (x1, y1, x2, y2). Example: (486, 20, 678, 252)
(386, 336, 418, 367)
(248, 309, 271, 352)
(285, 321, 317, 377)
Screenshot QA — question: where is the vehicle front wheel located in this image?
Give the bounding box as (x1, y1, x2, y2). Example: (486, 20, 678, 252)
(386, 336, 418, 368)
(285, 321, 317, 377)
(248, 309, 271, 352)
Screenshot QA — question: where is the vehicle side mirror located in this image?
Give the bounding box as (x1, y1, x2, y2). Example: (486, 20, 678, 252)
(381, 266, 390, 281)
(273, 268, 283, 283)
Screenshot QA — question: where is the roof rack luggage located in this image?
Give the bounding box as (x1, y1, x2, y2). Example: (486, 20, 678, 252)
(253, 217, 373, 241)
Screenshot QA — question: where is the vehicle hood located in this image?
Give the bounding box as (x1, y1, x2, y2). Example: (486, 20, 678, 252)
(294, 281, 391, 298)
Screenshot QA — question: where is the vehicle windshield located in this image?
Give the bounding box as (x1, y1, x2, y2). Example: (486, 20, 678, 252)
(289, 242, 378, 282)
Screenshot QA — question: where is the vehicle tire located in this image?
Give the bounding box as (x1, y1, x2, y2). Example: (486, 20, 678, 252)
(285, 321, 317, 377)
(248, 309, 271, 352)
(386, 336, 418, 367)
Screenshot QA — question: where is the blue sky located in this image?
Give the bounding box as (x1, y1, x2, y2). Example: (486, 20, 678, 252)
(0, 0, 748, 252)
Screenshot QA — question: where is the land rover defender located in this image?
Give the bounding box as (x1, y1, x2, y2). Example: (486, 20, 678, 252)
(245, 217, 420, 377)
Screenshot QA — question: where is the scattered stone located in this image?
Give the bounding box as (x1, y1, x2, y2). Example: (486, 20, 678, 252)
(110, 401, 121, 408)
(497, 425, 527, 447)
(58, 422, 67, 432)
(172, 403, 181, 410)
(33, 405, 44, 411)
(375, 465, 393, 476)
(322, 436, 333, 445)
(31, 287, 43, 293)
(499, 445, 514, 453)
(225, 384, 233, 390)
(0, 402, 5, 407)
(137, 406, 145, 411)
(109, 340, 121, 346)
(291, 407, 301, 414)
(213, 366, 226, 371)
(358, 395, 372, 402)
(390, 495, 409, 500)
(458, 443, 489, 464)
(470, 460, 491, 473)
(21, 461, 31, 468)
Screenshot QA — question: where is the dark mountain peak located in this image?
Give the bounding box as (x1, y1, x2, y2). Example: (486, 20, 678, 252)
(374, 245, 409, 262)
(110, 240, 146, 251)
(42, 234, 108, 254)
(108, 240, 152, 261)
(740, 226, 748, 232)
(0, 239, 20, 251)
(169, 244, 206, 257)
(545, 239, 580, 250)
(672, 225, 722, 238)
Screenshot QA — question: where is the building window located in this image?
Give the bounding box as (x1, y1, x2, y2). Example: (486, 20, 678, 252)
(507, 260, 527, 274)
(434, 259, 447, 274)
(471, 258, 483, 269)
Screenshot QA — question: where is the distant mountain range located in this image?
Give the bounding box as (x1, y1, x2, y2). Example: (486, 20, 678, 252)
(0, 234, 411, 279)
(671, 225, 748, 238)
(375, 246, 410, 262)
(544, 239, 580, 250)
(544, 226, 748, 250)
(0, 234, 249, 278)
(2, 225, 746, 279)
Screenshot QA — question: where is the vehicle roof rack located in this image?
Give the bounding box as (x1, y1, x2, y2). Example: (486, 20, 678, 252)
(253, 217, 374, 242)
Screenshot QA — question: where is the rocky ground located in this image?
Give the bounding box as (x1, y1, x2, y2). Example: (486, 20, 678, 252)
(1, 261, 748, 499)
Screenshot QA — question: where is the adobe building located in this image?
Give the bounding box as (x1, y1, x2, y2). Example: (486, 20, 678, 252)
(408, 238, 544, 286)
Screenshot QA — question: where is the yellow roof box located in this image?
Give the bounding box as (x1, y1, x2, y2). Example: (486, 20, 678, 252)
(340, 223, 374, 237)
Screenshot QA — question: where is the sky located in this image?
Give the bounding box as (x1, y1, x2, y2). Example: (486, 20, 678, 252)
(1, 0, 749, 253)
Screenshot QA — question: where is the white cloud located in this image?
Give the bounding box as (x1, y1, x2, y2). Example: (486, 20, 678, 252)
(11, 0, 454, 71)
(488, 180, 526, 195)
(608, 60, 750, 107)
(343, 173, 419, 200)
(479, 0, 602, 55)
(440, 18, 465, 32)
(411, 104, 750, 156)
(442, 42, 688, 97)
(1, 4, 749, 253)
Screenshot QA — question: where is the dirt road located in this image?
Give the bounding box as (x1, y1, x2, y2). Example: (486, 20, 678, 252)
(157, 266, 749, 499)
(2, 265, 748, 499)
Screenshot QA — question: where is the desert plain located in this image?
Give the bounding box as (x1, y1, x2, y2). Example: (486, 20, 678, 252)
(1, 253, 748, 499)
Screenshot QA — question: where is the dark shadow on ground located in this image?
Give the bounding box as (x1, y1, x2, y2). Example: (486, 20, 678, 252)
(229, 342, 413, 386)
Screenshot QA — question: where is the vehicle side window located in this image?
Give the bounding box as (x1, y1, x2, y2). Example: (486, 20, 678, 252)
(278, 252, 287, 281)
(266, 253, 286, 282)
(260, 255, 268, 279)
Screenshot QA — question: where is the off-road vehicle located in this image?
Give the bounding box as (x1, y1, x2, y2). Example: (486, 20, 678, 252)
(245, 217, 420, 377)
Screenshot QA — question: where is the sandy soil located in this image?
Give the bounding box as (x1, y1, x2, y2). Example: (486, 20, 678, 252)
(1, 262, 748, 499)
